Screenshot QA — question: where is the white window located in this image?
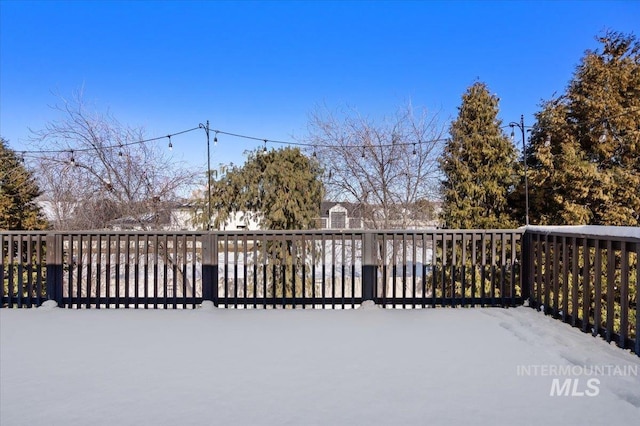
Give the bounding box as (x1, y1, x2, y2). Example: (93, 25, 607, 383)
(315, 218, 327, 229)
(330, 211, 346, 229)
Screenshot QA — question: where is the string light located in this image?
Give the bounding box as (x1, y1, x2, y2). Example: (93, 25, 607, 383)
(18, 124, 445, 160)
(15, 126, 199, 156)
(214, 129, 448, 150)
(599, 123, 609, 143)
(13, 106, 639, 160)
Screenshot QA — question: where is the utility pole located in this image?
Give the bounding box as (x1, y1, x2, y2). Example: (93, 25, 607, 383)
(199, 120, 212, 230)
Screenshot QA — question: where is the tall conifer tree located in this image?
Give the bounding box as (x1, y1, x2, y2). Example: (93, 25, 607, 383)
(206, 146, 324, 230)
(527, 31, 640, 225)
(440, 82, 518, 229)
(0, 138, 47, 230)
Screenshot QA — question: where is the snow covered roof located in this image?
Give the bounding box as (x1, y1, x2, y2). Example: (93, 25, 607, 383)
(525, 225, 640, 239)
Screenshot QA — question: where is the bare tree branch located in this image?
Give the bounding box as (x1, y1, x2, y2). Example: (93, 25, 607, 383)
(305, 103, 445, 229)
(29, 91, 199, 230)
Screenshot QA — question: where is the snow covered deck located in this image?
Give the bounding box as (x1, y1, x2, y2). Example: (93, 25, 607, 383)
(2, 305, 639, 425)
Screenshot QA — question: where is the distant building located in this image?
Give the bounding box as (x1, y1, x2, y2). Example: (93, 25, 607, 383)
(315, 202, 364, 229)
(315, 201, 442, 230)
(36, 196, 200, 231)
(107, 202, 196, 231)
(214, 211, 262, 231)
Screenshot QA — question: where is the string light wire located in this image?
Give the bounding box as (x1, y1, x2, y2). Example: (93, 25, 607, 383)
(214, 129, 449, 150)
(15, 126, 200, 155)
(14, 108, 638, 160)
(9, 106, 639, 158)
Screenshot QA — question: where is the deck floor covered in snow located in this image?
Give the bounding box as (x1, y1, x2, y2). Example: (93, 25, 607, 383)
(1, 305, 639, 425)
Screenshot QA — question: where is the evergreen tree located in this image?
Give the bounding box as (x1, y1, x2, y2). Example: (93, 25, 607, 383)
(207, 146, 324, 230)
(528, 31, 640, 226)
(0, 138, 47, 230)
(440, 82, 519, 229)
(196, 147, 324, 300)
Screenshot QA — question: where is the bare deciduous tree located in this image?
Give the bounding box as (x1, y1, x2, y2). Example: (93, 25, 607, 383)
(29, 91, 199, 230)
(305, 103, 445, 229)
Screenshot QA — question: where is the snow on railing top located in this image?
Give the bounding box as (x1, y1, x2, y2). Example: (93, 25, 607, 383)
(524, 225, 640, 239)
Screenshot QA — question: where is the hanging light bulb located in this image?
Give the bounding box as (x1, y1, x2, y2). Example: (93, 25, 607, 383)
(263, 140, 267, 153)
(70, 150, 76, 167)
(412, 143, 417, 156)
(312, 150, 317, 158)
(168, 135, 173, 150)
(599, 127, 608, 143)
(214, 132, 218, 146)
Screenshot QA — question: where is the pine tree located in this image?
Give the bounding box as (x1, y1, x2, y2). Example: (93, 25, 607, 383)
(208, 146, 324, 230)
(0, 138, 47, 230)
(440, 82, 519, 229)
(198, 147, 324, 300)
(528, 31, 640, 225)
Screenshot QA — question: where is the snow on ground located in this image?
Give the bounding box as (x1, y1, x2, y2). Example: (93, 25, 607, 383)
(1, 306, 639, 426)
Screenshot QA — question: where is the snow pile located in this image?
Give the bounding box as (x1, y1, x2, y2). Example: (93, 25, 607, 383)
(37, 300, 58, 310)
(199, 300, 217, 311)
(358, 300, 381, 310)
(1, 306, 639, 425)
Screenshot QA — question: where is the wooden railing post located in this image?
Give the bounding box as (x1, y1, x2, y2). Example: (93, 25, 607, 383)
(521, 230, 532, 305)
(45, 234, 63, 306)
(362, 232, 377, 302)
(632, 242, 640, 356)
(201, 233, 218, 305)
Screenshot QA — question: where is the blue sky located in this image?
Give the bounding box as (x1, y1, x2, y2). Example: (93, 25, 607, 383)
(1, 1, 639, 170)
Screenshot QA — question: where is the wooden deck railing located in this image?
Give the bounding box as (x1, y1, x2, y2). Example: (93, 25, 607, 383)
(2, 229, 523, 309)
(523, 228, 639, 356)
(2, 227, 638, 355)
